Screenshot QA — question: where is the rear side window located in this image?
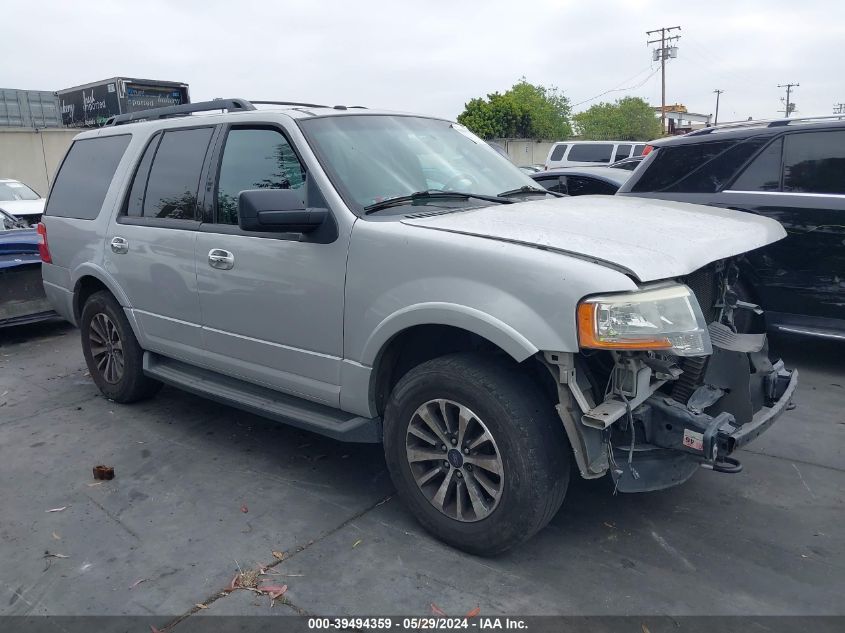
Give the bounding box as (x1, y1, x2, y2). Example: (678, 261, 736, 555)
(633, 144, 646, 155)
(216, 127, 306, 225)
(568, 144, 613, 163)
(630, 138, 768, 193)
(613, 144, 632, 162)
(534, 175, 565, 193)
(782, 131, 845, 194)
(731, 138, 783, 191)
(549, 144, 568, 161)
(141, 127, 213, 220)
(44, 135, 131, 219)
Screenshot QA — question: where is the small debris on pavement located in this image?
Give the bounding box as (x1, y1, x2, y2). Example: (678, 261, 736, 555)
(195, 603, 208, 610)
(431, 603, 447, 616)
(93, 465, 115, 480)
(466, 606, 481, 618)
(271, 550, 287, 561)
(240, 503, 249, 513)
(51, 532, 61, 540)
(46, 506, 68, 513)
(352, 539, 363, 548)
(87, 482, 103, 487)
(43, 551, 68, 559)
(129, 578, 149, 589)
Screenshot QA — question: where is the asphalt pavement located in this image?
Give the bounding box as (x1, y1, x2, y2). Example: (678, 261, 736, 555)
(0, 321, 842, 623)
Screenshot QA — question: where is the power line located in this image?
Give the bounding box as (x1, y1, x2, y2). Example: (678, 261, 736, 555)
(713, 89, 724, 124)
(571, 66, 660, 108)
(778, 83, 799, 117)
(647, 25, 681, 134)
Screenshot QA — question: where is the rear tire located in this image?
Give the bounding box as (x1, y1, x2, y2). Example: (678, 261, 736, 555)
(80, 291, 162, 403)
(383, 353, 570, 555)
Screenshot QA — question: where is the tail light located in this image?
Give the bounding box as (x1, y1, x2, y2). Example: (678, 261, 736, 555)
(641, 145, 654, 156)
(37, 222, 52, 263)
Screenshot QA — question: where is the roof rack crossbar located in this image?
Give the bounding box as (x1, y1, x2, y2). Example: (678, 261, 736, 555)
(105, 98, 256, 126)
(687, 114, 845, 136)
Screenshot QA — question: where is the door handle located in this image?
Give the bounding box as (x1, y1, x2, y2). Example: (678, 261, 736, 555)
(110, 236, 129, 254)
(208, 248, 235, 270)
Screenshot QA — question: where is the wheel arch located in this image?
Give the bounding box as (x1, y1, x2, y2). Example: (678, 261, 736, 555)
(364, 304, 544, 417)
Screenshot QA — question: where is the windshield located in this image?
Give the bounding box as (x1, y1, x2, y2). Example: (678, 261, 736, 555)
(298, 115, 539, 213)
(0, 181, 40, 202)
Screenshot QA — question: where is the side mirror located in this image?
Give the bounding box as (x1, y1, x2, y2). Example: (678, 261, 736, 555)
(237, 189, 327, 233)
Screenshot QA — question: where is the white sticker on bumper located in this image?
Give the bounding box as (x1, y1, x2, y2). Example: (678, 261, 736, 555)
(683, 428, 704, 451)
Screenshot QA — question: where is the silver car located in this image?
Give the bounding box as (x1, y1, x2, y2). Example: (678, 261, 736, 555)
(40, 99, 797, 554)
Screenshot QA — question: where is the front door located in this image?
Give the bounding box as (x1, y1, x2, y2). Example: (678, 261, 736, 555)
(194, 124, 348, 407)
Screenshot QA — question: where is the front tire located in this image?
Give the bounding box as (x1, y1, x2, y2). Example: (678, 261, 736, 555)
(80, 291, 162, 403)
(383, 353, 570, 555)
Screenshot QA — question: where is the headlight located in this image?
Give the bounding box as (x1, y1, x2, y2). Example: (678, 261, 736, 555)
(577, 284, 712, 357)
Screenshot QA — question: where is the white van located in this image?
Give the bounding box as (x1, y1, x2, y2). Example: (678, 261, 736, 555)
(545, 141, 646, 169)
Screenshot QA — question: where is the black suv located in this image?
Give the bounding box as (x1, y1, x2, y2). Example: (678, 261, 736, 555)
(618, 117, 845, 340)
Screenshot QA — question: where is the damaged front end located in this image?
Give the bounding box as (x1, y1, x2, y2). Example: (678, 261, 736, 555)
(544, 259, 798, 493)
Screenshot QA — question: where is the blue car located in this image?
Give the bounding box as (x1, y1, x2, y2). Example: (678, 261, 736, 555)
(0, 209, 55, 327)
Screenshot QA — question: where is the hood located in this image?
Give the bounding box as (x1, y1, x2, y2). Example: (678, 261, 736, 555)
(401, 196, 786, 282)
(0, 199, 46, 216)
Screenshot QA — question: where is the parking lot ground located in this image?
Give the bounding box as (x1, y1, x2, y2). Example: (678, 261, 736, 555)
(0, 322, 843, 622)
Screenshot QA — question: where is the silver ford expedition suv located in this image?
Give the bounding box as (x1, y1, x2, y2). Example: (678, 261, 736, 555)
(39, 99, 797, 555)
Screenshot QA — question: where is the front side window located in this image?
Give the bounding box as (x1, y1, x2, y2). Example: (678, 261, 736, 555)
(216, 128, 305, 225)
(44, 135, 131, 219)
(567, 144, 614, 163)
(142, 127, 213, 220)
(0, 181, 40, 201)
(299, 115, 537, 212)
(567, 176, 618, 196)
(731, 138, 783, 191)
(782, 131, 845, 194)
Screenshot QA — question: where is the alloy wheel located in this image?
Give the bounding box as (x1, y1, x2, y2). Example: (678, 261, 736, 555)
(405, 399, 504, 522)
(88, 313, 124, 384)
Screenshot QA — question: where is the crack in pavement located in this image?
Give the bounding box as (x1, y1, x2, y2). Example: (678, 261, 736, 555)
(164, 492, 395, 629)
(740, 448, 844, 474)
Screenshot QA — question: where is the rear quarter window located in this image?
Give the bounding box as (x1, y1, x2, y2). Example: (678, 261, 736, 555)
(44, 135, 131, 220)
(549, 144, 568, 161)
(630, 137, 768, 193)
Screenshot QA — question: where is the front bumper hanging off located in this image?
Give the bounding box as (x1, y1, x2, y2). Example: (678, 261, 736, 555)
(611, 345, 798, 493)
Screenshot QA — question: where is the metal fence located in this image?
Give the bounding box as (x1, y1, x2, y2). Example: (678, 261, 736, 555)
(0, 89, 62, 128)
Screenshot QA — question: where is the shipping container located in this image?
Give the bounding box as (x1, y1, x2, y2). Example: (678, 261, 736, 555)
(0, 89, 62, 128)
(56, 78, 190, 128)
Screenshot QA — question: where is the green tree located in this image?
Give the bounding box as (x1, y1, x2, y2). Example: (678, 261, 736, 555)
(457, 79, 572, 140)
(573, 96, 661, 141)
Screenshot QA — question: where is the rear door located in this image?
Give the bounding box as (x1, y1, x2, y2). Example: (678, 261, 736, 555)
(723, 131, 845, 322)
(105, 125, 215, 360)
(193, 123, 347, 406)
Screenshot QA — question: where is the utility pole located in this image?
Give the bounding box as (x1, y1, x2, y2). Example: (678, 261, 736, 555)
(647, 25, 681, 134)
(778, 83, 799, 117)
(713, 89, 724, 125)
(834, 103, 845, 115)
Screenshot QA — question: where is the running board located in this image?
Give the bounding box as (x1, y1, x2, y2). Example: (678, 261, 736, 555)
(143, 352, 382, 443)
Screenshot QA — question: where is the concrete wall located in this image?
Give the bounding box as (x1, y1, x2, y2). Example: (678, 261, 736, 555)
(492, 138, 557, 167)
(0, 128, 78, 196)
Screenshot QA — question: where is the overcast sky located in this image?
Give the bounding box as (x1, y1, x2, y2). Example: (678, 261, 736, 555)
(4, 0, 843, 124)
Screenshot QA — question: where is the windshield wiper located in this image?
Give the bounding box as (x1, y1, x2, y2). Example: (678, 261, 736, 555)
(497, 185, 563, 198)
(363, 190, 513, 214)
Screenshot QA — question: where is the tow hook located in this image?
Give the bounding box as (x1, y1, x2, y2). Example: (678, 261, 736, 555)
(701, 455, 743, 474)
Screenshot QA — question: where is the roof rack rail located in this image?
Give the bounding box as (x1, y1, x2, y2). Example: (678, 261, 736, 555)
(105, 98, 256, 126)
(687, 113, 845, 136)
(250, 100, 329, 109)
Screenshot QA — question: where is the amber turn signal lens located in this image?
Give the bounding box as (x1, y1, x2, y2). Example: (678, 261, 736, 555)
(577, 302, 672, 351)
